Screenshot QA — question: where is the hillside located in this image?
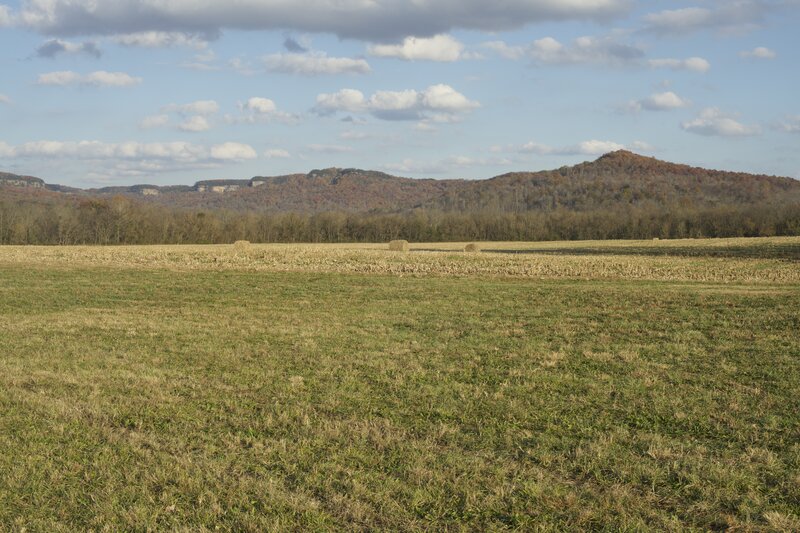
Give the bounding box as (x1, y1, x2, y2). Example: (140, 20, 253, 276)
(426, 151, 800, 212)
(175, 169, 463, 212)
(0, 172, 46, 189)
(2, 151, 799, 214)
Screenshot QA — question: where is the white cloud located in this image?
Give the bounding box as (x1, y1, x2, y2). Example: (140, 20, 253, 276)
(627, 91, 690, 113)
(210, 142, 257, 160)
(482, 40, 527, 60)
(368, 34, 465, 62)
(642, 91, 690, 110)
(180, 62, 220, 72)
(84, 71, 142, 87)
(628, 140, 656, 152)
(315, 89, 367, 114)
(264, 52, 370, 75)
(112, 31, 208, 49)
(164, 100, 220, 116)
(483, 36, 645, 67)
(421, 84, 478, 112)
(11, 1, 630, 42)
(36, 39, 101, 58)
(36, 71, 82, 86)
(497, 139, 651, 156)
(307, 144, 354, 153)
(228, 57, 257, 76)
(414, 122, 438, 133)
(144, 101, 220, 131)
(315, 84, 479, 122)
(265, 148, 291, 159)
(644, 3, 769, 36)
(244, 97, 277, 114)
(179, 116, 211, 132)
(681, 108, 761, 137)
(0, 5, 11, 27)
(383, 155, 513, 175)
(531, 36, 643, 66)
(37, 70, 142, 87)
(339, 130, 370, 140)
(485, 37, 711, 73)
(567, 140, 626, 155)
(648, 57, 710, 73)
(0, 94, 11, 105)
(231, 97, 298, 125)
(778, 115, 800, 134)
(740, 46, 776, 59)
(139, 114, 170, 129)
(0, 139, 259, 178)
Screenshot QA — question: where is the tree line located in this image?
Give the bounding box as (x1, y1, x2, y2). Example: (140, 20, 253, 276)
(1, 196, 799, 245)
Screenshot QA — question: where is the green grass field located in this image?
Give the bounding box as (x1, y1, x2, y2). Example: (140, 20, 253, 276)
(1, 238, 799, 531)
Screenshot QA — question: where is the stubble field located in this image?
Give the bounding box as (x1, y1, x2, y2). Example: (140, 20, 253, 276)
(1, 237, 799, 531)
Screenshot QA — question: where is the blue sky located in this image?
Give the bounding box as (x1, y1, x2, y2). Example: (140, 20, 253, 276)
(0, 0, 798, 187)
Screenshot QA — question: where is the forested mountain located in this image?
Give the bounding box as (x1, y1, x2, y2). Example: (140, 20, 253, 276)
(2, 151, 799, 245)
(3, 151, 799, 214)
(427, 151, 800, 212)
(153, 169, 462, 212)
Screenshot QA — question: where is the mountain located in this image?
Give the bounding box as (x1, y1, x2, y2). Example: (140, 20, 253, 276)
(2, 151, 799, 214)
(429, 151, 800, 212)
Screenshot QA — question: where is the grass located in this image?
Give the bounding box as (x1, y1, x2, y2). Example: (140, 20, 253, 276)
(1, 237, 799, 531)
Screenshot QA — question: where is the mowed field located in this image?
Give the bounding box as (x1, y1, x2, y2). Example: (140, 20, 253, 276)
(1, 237, 799, 531)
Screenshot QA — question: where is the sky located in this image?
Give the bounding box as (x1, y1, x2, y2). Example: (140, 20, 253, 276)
(0, 0, 798, 188)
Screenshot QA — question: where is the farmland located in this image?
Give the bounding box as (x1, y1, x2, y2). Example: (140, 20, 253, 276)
(1, 237, 799, 530)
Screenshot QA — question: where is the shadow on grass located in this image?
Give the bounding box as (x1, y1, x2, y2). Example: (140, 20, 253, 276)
(481, 244, 800, 261)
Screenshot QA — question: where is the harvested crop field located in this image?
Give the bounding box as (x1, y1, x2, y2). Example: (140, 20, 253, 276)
(2, 236, 799, 283)
(1, 237, 799, 531)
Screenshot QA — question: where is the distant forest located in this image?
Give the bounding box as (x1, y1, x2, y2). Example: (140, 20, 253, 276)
(3, 151, 800, 244)
(1, 195, 798, 245)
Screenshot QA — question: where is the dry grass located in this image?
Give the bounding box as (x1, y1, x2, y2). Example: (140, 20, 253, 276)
(1, 236, 798, 284)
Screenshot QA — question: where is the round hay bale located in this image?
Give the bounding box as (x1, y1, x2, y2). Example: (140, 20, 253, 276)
(464, 243, 481, 253)
(388, 240, 410, 252)
(234, 240, 251, 248)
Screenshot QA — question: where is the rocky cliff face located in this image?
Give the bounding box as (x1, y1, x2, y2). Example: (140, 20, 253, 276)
(0, 172, 46, 189)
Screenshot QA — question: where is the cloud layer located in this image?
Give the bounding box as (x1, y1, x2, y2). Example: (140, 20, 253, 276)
(0, 140, 257, 162)
(0, 139, 258, 178)
(9, 0, 630, 41)
(485, 36, 644, 67)
(644, 2, 770, 36)
(485, 36, 711, 73)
